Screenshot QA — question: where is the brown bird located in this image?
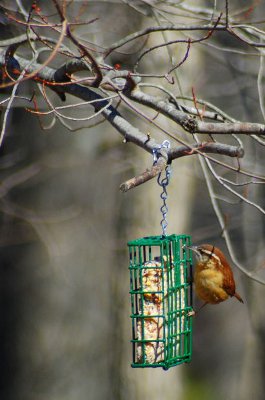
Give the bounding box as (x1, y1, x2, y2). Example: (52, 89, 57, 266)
(190, 244, 243, 310)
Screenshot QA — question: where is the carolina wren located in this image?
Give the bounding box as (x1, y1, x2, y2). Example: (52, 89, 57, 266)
(190, 244, 243, 308)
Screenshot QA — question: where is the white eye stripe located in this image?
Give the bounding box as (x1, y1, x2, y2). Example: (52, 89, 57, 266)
(200, 249, 222, 266)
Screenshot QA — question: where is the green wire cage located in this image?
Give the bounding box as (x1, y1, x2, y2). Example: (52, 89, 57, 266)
(128, 234, 193, 370)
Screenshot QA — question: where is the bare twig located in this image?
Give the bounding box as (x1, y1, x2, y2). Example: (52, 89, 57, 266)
(105, 23, 227, 58)
(120, 157, 166, 192)
(199, 155, 265, 285)
(134, 14, 222, 70)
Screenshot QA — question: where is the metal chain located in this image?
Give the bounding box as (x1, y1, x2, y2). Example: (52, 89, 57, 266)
(153, 140, 171, 237)
(157, 165, 171, 236)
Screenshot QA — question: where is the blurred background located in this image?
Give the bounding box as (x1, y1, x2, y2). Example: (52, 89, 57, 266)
(0, 1, 265, 399)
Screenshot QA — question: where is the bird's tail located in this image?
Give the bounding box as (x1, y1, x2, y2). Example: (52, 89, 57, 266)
(234, 292, 244, 303)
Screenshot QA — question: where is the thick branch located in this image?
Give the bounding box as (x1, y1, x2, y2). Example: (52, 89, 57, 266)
(54, 59, 92, 81)
(0, 52, 245, 163)
(169, 142, 244, 160)
(120, 142, 243, 192)
(196, 121, 265, 135)
(0, 51, 158, 154)
(127, 88, 265, 135)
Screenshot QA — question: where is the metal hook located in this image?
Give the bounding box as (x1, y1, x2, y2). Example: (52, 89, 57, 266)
(152, 140, 170, 164)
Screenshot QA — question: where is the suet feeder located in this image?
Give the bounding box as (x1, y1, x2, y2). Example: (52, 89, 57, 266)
(128, 234, 193, 370)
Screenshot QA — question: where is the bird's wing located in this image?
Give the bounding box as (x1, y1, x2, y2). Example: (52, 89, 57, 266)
(222, 268, 236, 296)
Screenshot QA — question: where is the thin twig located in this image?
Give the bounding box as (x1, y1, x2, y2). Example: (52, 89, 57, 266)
(0, 69, 27, 147)
(199, 155, 265, 285)
(105, 23, 227, 58)
(205, 158, 265, 215)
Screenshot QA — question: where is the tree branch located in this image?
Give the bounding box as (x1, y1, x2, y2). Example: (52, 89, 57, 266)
(120, 142, 243, 191)
(0, 51, 246, 162)
(126, 88, 265, 135)
(169, 142, 244, 160)
(120, 157, 166, 192)
(105, 23, 227, 57)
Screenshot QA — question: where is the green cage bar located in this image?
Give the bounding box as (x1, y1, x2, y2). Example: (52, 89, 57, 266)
(128, 234, 193, 370)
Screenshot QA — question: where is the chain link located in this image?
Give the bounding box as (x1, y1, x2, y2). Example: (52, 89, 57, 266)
(153, 140, 171, 237)
(157, 165, 171, 236)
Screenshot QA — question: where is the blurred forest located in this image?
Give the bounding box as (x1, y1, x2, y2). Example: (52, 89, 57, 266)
(0, 1, 265, 400)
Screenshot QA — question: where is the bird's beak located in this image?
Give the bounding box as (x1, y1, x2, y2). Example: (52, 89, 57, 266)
(185, 245, 196, 250)
(185, 245, 201, 258)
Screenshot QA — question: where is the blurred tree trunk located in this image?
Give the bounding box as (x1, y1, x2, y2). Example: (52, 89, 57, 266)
(107, 23, 196, 400)
(239, 149, 265, 400)
(187, 2, 265, 399)
(112, 151, 194, 400)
